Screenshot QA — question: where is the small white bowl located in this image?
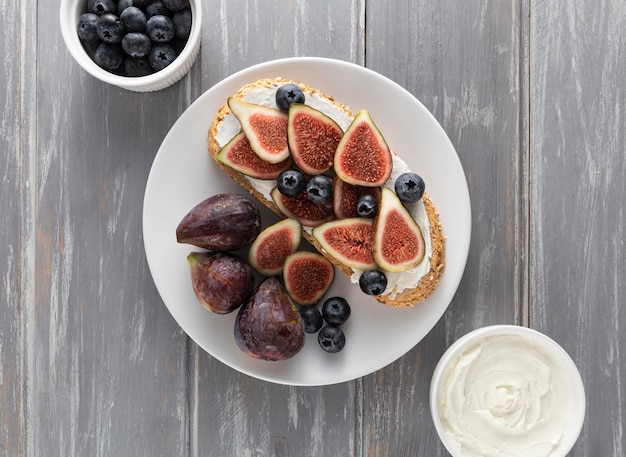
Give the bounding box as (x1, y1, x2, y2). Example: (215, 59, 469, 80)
(430, 325, 585, 457)
(60, 0, 201, 92)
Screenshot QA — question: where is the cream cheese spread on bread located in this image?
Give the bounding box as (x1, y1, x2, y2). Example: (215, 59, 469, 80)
(214, 84, 433, 299)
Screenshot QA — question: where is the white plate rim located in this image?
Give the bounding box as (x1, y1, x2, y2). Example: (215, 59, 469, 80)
(143, 56, 471, 386)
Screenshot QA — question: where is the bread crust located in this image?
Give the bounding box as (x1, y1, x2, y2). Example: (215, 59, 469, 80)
(208, 78, 445, 307)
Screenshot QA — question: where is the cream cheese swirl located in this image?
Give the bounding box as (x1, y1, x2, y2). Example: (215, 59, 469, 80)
(437, 334, 571, 457)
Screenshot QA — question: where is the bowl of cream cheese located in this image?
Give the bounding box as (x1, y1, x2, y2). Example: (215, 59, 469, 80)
(430, 325, 586, 457)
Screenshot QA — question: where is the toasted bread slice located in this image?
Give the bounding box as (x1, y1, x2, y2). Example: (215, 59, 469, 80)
(208, 78, 445, 307)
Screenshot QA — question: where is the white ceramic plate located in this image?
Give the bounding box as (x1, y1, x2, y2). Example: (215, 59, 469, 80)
(143, 57, 471, 386)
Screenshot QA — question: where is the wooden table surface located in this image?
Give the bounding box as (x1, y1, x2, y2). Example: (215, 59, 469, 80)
(2, 1, 625, 455)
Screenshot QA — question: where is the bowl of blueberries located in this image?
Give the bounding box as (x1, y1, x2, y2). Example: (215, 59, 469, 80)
(60, 0, 201, 92)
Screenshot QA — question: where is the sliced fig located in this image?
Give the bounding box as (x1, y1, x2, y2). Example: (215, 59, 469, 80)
(312, 218, 376, 271)
(372, 188, 425, 272)
(333, 177, 382, 219)
(283, 251, 335, 306)
(188, 252, 255, 314)
(228, 97, 289, 164)
(334, 110, 392, 187)
(234, 277, 305, 361)
(271, 187, 334, 227)
(216, 131, 293, 179)
(248, 218, 302, 276)
(287, 103, 343, 175)
(176, 193, 261, 251)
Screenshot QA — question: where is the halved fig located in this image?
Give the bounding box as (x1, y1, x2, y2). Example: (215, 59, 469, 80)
(216, 131, 293, 179)
(228, 97, 289, 164)
(334, 110, 392, 187)
(271, 187, 334, 227)
(248, 218, 302, 276)
(333, 177, 382, 219)
(372, 188, 425, 272)
(312, 218, 376, 271)
(283, 251, 335, 306)
(287, 103, 343, 174)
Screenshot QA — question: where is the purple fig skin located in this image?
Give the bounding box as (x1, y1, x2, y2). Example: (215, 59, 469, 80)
(176, 193, 261, 251)
(234, 277, 305, 361)
(188, 252, 256, 315)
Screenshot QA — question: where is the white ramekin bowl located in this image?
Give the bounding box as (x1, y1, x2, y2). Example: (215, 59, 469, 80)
(430, 325, 586, 457)
(60, 0, 201, 92)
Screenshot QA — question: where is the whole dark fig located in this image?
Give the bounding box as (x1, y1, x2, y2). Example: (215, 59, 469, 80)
(234, 277, 305, 361)
(188, 252, 255, 314)
(176, 193, 261, 251)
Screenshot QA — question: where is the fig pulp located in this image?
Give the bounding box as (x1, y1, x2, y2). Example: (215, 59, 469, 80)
(334, 110, 392, 187)
(283, 251, 335, 306)
(287, 103, 343, 175)
(188, 252, 255, 314)
(228, 97, 290, 164)
(248, 218, 302, 276)
(176, 193, 261, 251)
(312, 218, 376, 270)
(373, 188, 425, 272)
(234, 277, 305, 361)
(332, 178, 382, 219)
(271, 187, 333, 227)
(216, 131, 293, 179)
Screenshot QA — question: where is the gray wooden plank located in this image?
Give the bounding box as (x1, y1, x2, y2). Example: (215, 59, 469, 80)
(363, 1, 527, 455)
(192, 1, 365, 456)
(1, 1, 34, 455)
(530, 1, 626, 456)
(25, 2, 202, 455)
(199, 0, 365, 87)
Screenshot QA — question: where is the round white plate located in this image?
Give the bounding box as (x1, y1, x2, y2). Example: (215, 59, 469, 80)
(143, 57, 471, 386)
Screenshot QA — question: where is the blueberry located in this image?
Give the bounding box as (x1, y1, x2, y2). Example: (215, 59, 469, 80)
(172, 8, 192, 39)
(146, 15, 175, 42)
(117, 0, 134, 14)
(276, 83, 305, 112)
(359, 270, 388, 296)
(88, 0, 117, 16)
(277, 169, 306, 197)
(77, 13, 100, 43)
(124, 56, 154, 76)
(306, 175, 333, 203)
(318, 325, 346, 353)
(356, 194, 378, 218)
(169, 36, 187, 54)
(97, 13, 125, 44)
(122, 32, 152, 57)
(300, 307, 323, 334)
(93, 43, 124, 70)
(163, 0, 189, 11)
(120, 6, 147, 32)
(145, 0, 171, 17)
(394, 172, 425, 203)
(322, 297, 351, 326)
(149, 43, 177, 70)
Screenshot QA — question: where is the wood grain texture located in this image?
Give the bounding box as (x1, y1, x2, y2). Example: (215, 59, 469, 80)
(363, 1, 527, 455)
(1, 1, 30, 456)
(22, 2, 202, 455)
(530, 1, 626, 456)
(2, 0, 625, 455)
(199, 0, 365, 87)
